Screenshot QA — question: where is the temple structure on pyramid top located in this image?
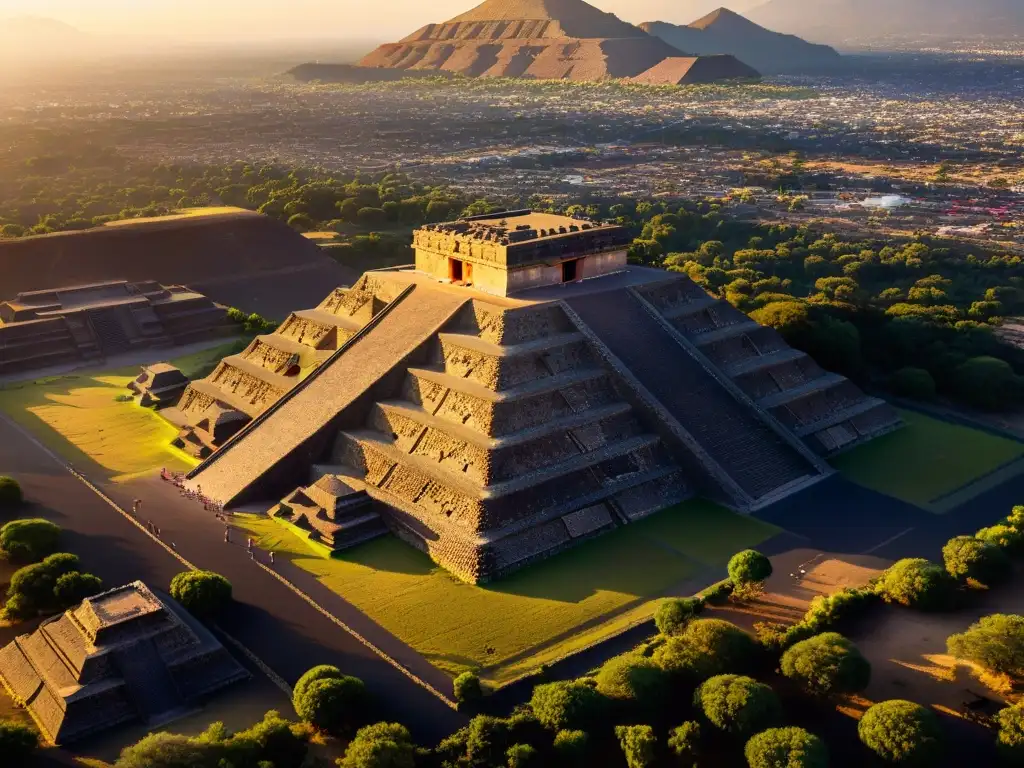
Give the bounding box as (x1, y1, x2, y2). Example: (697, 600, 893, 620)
(182, 209, 901, 583)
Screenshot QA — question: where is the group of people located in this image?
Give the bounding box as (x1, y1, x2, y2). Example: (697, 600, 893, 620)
(160, 468, 224, 514)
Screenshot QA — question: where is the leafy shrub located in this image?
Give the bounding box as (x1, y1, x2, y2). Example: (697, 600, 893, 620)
(997, 702, 1024, 765)
(701, 580, 735, 605)
(668, 721, 701, 767)
(0, 476, 23, 511)
(453, 671, 483, 712)
(942, 536, 1011, 586)
(340, 722, 415, 768)
(744, 727, 828, 768)
(292, 675, 368, 735)
(781, 633, 871, 696)
(0, 719, 38, 764)
(615, 724, 657, 768)
(976, 524, 1024, 554)
(3, 552, 81, 619)
(594, 654, 668, 707)
(1005, 506, 1024, 530)
(728, 550, 773, 585)
(553, 729, 589, 764)
(169, 570, 232, 618)
(694, 675, 782, 737)
(888, 367, 936, 400)
(53, 572, 103, 607)
(529, 680, 605, 732)
(858, 700, 942, 766)
(947, 614, 1024, 678)
(293, 665, 345, 704)
(0, 518, 60, 562)
(875, 559, 956, 611)
(654, 619, 759, 681)
(655, 597, 704, 635)
(506, 743, 537, 768)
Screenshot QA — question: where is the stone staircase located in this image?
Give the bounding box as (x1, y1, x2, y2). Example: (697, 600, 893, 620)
(113, 640, 184, 723)
(637, 278, 902, 458)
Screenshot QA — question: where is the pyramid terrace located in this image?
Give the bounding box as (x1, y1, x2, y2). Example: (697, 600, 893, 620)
(183, 211, 901, 583)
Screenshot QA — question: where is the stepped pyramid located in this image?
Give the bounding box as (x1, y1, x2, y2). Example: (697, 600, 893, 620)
(185, 210, 900, 583)
(173, 281, 386, 457)
(358, 0, 760, 83)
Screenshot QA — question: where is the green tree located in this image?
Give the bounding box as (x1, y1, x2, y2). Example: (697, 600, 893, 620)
(0, 518, 60, 562)
(553, 729, 588, 765)
(3, 552, 81, 619)
(0, 476, 23, 511)
(594, 654, 668, 707)
(977, 524, 1024, 554)
(340, 722, 415, 768)
(997, 702, 1024, 765)
(169, 570, 232, 618)
(694, 675, 782, 737)
(942, 536, 1011, 586)
(615, 724, 657, 768)
(287, 213, 314, 231)
(947, 614, 1024, 678)
(53, 571, 103, 607)
(654, 619, 758, 681)
(667, 721, 701, 767)
(888, 367, 937, 400)
(529, 680, 605, 732)
(728, 550, 773, 585)
(506, 743, 537, 768)
(744, 727, 828, 768)
(293, 675, 368, 734)
(780, 633, 871, 697)
(953, 357, 1021, 410)
(357, 207, 387, 227)
(655, 597, 703, 635)
(875, 559, 955, 611)
(857, 700, 942, 766)
(0, 720, 38, 765)
(115, 732, 215, 767)
(293, 665, 346, 703)
(453, 671, 483, 712)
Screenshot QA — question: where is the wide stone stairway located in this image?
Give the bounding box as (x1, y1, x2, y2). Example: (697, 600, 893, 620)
(564, 288, 827, 508)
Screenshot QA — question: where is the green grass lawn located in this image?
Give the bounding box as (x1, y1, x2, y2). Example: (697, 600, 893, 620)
(236, 499, 779, 685)
(0, 341, 242, 482)
(833, 409, 1024, 509)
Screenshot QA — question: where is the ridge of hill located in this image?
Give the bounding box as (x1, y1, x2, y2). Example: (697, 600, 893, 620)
(358, 0, 760, 83)
(746, 0, 1024, 43)
(640, 8, 840, 74)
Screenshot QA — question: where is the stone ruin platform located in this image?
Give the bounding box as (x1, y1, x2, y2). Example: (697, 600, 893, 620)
(0, 280, 234, 377)
(0, 581, 248, 745)
(180, 211, 902, 583)
(128, 363, 189, 408)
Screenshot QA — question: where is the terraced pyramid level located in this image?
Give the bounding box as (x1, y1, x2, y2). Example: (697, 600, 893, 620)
(185, 227, 902, 583)
(173, 276, 388, 458)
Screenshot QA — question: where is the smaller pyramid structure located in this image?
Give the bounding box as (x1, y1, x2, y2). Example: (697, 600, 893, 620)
(0, 581, 248, 744)
(358, 0, 760, 83)
(640, 8, 841, 74)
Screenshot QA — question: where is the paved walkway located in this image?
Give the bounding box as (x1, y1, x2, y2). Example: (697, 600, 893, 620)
(0, 416, 464, 744)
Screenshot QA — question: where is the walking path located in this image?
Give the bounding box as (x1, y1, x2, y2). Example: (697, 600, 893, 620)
(0, 414, 464, 743)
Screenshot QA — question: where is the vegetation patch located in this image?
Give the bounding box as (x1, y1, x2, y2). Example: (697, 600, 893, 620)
(237, 499, 778, 685)
(832, 409, 1024, 508)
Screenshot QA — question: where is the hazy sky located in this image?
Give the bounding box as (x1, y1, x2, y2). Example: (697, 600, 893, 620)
(0, 0, 756, 40)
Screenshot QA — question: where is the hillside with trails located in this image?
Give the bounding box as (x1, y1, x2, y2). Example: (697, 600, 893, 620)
(358, 0, 758, 83)
(641, 8, 842, 74)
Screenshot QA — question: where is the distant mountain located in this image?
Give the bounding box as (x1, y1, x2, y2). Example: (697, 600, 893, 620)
(358, 0, 760, 84)
(746, 0, 1024, 44)
(0, 16, 96, 61)
(640, 8, 841, 74)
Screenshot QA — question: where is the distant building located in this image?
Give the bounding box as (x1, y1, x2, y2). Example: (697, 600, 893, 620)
(128, 363, 190, 408)
(0, 281, 233, 376)
(0, 581, 248, 744)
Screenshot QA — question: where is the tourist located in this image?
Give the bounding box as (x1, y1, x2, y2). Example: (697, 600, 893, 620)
(247, 537, 253, 551)
(132, 499, 141, 516)
(224, 528, 230, 543)
(269, 551, 275, 565)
